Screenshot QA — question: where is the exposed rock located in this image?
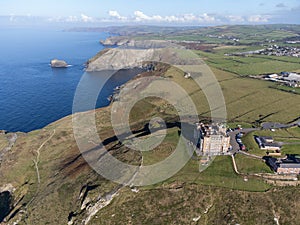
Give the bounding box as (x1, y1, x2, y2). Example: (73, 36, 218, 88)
(0, 184, 15, 193)
(0, 184, 15, 223)
(86, 48, 154, 71)
(0, 133, 18, 163)
(50, 59, 68, 68)
(100, 36, 130, 46)
(86, 40, 196, 72)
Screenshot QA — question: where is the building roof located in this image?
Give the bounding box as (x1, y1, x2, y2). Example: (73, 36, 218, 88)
(264, 142, 281, 148)
(265, 155, 300, 172)
(278, 155, 300, 168)
(261, 136, 273, 140)
(279, 163, 300, 169)
(282, 73, 300, 82)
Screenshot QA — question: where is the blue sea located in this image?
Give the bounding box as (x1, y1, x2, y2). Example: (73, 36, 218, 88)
(0, 28, 135, 132)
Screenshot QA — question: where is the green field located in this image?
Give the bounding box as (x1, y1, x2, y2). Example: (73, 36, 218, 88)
(235, 154, 272, 174)
(2, 24, 300, 225)
(270, 84, 300, 95)
(248, 127, 300, 143)
(194, 50, 300, 76)
(281, 144, 300, 155)
(163, 156, 271, 192)
(130, 24, 300, 46)
(241, 132, 268, 156)
(242, 127, 300, 156)
(159, 65, 300, 125)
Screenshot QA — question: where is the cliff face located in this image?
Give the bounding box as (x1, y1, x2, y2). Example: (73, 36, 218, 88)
(2, 107, 300, 225)
(1, 44, 300, 225)
(86, 40, 195, 72)
(0, 105, 142, 225)
(100, 36, 131, 46)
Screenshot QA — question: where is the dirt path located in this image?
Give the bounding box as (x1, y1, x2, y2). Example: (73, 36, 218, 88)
(32, 129, 56, 184)
(231, 155, 240, 175)
(238, 150, 263, 160)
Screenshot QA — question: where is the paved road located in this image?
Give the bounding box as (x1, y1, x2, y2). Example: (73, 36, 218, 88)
(238, 150, 263, 160)
(228, 128, 258, 152)
(262, 119, 300, 130)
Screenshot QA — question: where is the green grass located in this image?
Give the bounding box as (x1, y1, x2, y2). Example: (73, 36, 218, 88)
(141, 127, 180, 166)
(0, 134, 8, 151)
(241, 132, 267, 156)
(281, 144, 300, 155)
(195, 50, 300, 76)
(227, 122, 255, 129)
(235, 154, 272, 174)
(216, 70, 300, 124)
(253, 126, 300, 143)
(245, 127, 300, 142)
(163, 156, 271, 192)
(270, 84, 300, 95)
(242, 128, 300, 157)
(3, 24, 300, 225)
(162, 64, 300, 125)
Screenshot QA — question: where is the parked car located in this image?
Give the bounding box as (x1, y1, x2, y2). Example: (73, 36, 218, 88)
(237, 132, 244, 138)
(236, 138, 242, 144)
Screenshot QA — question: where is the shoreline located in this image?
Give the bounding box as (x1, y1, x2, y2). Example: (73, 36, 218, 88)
(0, 31, 113, 134)
(1, 67, 146, 134)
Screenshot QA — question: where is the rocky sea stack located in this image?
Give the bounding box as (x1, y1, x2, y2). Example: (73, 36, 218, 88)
(50, 59, 68, 68)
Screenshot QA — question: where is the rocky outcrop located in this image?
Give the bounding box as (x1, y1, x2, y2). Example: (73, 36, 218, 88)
(100, 36, 131, 46)
(0, 184, 15, 223)
(86, 48, 154, 71)
(86, 40, 195, 72)
(50, 59, 68, 68)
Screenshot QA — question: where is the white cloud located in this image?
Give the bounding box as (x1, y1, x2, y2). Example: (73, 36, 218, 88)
(134, 11, 151, 21)
(47, 14, 94, 23)
(131, 11, 216, 23)
(66, 16, 78, 22)
(47, 16, 63, 22)
(108, 10, 127, 20)
(226, 15, 245, 23)
(248, 15, 270, 23)
(81, 14, 93, 22)
(201, 13, 215, 22)
(45, 11, 275, 25)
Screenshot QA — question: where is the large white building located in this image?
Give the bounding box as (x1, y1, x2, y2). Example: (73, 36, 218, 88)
(194, 123, 230, 156)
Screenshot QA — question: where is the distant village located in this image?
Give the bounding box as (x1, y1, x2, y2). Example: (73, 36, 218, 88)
(226, 45, 300, 58)
(206, 34, 240, 43)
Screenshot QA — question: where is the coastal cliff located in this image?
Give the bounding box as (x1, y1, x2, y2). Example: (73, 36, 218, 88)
(1, 43, 300, 225)
(100, 36, 131, 46)
(86, 40, 187, 72)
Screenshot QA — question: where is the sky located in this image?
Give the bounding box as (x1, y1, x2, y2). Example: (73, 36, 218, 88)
(0, 0, 300, 26)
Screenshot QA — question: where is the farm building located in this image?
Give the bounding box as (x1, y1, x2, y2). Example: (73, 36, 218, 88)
(265, 155, 300, 174)
(254, 136, 281, 151)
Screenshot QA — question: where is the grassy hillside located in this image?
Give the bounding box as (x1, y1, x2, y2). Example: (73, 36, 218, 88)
(1, 25, 300, 224)
(1, 62, 299, 224)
